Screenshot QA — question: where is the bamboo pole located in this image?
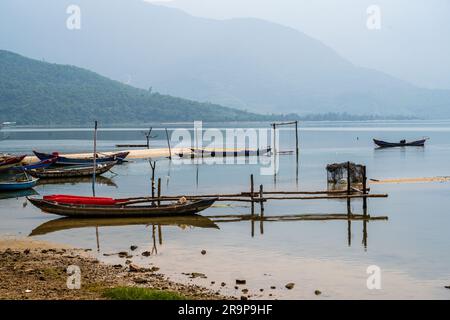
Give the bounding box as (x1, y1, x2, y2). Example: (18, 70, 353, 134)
(149, 161, 156, 200)
(92, 120, 98, 197)
(259, 184, 264, 217)
(347, 161, 351, 195)
(250, 174, 254, 215)
(115, 192, 388, 205)
(157, 177, 161, 206)
(362, 165, 367, 210)
(208, 213, 388, 222)
(165, 128, 172, 160)
(295, 120, 299, 160)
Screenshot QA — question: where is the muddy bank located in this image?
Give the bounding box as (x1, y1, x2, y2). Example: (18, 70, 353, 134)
(0, 238, 230, 300)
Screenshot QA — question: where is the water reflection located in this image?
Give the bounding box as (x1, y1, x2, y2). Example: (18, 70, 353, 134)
(0, 189, 38, 200)
(208, 207, 386, 250)
(36, 176, 117, 187)
(30, 215, 219, 236)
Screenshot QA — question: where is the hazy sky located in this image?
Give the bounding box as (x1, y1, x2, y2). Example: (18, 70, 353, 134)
(147, 0, 450, 90)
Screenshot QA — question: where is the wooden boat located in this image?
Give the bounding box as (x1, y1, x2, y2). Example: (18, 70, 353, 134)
(33, 151, 129, 165)
(13, 157, 57, 172)
(27, 161, 116, 179)
(0, 155, 26, 172)
(0, 176, 39, 191)
(177, 147, 272, 158)
(30, 215, 219, 236)
(27, 196, 217, 217)
(373, 138, 428, 148)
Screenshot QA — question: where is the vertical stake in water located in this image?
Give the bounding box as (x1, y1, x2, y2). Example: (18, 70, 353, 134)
(346, 161, 351, 215)
(92, 120, 98, 197)
(362, 165, 368, 211)
(250, 174, 255, 215)
(165, 128, 172, 160)
(93, 120, 99, 252)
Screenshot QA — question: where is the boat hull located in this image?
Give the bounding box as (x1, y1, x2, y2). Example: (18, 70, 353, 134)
(28, 162, 116, 179)
(373, 139, 427, 148)
(0, 178, 39, 191)
(27, 197, 217, 218)
(0, 155, 26, 172)
(14, 158, 57, 171)
(33, 151, 129, 165)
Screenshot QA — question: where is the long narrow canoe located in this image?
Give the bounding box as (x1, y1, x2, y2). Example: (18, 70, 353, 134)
(0, 155, 26, 172)
(27, 196, 217, 217)
(13, 157, 57, 171)
(33, 151, 129, 165)
(373, 138, 428, 148)
(27, 161, 116, 179)
(0, 177, 39, 191)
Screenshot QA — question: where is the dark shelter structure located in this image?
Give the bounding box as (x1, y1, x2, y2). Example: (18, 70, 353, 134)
(326, 162, 365, 184)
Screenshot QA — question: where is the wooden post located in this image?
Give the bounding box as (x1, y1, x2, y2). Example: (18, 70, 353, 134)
(250, 174, 255, 215)
(92, 120, 98, 197)
(251, 219, 255, 238)
(347, 161, 351, 215)
(157, 178, 161, 206)
(272, 123, 277, 155)
(362, 165, 367, 194)
(149, 161, 156, 200)
(346, 161, 351, 195)
(295, 120, 299, 160)
(158, 225, 162, 245)
(165, 128, 172, 160)
(259, 184, 264, 217)
(145, 128, 153, 149)
(362, 165, 367, 210)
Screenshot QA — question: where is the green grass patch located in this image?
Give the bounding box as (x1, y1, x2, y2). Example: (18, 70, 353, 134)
(103, 287, 187, 300)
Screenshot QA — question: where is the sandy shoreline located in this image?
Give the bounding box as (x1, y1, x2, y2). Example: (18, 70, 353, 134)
(22, 147, 257, 163)
(370, 176, 450, 184)
(22, 148, 190, 164)
(0, 237, 231, 300)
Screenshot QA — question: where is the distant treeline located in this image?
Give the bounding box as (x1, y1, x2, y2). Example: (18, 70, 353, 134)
(295, 112, 417, 121)
(0, 50, 417, 126)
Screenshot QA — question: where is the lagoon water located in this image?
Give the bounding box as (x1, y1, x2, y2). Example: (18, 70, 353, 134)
(1, 121, 450, 299)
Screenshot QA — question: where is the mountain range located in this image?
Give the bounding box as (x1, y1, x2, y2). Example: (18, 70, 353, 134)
(0, 50, 266, 125)
(1, 0, 449, 118)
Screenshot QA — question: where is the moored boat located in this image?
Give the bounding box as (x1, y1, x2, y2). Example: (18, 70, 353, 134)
(0, 155, 26, 172)
(13, 157, 57, 172)
(33, 151, 129, 165)
(373, 138, 428, 148)
(0, 176, 39, 192)
(27, 195, 217, 217)
(27, 161, 117, 179)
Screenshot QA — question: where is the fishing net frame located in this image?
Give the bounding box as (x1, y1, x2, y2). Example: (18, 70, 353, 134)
(326, 162, 365, 184)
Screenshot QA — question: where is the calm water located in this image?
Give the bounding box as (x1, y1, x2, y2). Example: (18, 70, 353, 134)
(1, 121, 450, 299)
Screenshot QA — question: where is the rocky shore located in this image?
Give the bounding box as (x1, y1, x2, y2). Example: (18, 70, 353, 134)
(0, 238, 230, 300)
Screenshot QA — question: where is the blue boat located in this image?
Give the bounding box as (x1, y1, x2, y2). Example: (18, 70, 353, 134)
(13, 157, 57, 172)
(0, 177, 39, 191)
(33, 151, 129, 166)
